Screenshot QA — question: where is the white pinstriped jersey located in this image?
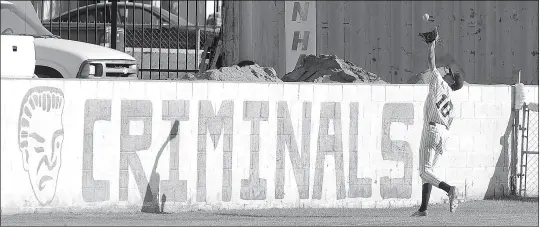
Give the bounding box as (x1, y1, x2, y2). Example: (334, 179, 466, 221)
(423, 69, 454, 129)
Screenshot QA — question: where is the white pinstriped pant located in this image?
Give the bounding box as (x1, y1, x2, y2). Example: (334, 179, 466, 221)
(419, 122, 449, 186)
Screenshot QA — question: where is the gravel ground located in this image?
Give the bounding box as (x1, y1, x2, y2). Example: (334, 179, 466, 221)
(1, 200, 538, 226)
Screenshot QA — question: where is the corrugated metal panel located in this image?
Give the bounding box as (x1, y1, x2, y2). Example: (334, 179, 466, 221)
(316, 1, 539, 85)
(226, 1, 286, 77)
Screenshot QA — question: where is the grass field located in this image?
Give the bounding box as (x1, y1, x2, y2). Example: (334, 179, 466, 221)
(1, 200, 538, 226)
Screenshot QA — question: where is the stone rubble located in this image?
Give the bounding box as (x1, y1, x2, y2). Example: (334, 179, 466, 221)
(282, 54, 386, 83)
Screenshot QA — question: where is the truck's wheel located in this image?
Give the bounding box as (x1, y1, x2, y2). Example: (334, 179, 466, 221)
(34, 66, 63, 78)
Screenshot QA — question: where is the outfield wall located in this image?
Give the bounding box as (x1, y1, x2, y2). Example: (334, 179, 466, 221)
(1, 79, 538, 214)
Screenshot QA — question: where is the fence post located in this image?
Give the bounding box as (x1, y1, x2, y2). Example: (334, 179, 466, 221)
(510, 71, 522, 196)
(196, 27, 201, 68)
(510, 84, 516, 196)
(111, 0, 118, 49)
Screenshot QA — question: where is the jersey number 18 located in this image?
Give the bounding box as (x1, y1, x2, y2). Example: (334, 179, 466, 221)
(436, 94, 453, 117)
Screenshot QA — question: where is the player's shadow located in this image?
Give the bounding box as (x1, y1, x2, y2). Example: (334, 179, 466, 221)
(141, 120, 179, 214)
(484, 111, 513, 199)
(484, 103, 539, 199)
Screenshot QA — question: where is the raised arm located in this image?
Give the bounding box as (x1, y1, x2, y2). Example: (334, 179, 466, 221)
(422, 27, 444, 85)
(420, 26, 439, 72)
(427, 42, 437, 72)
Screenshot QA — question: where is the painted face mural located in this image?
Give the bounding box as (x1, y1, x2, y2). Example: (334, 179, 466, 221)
(18, 87, 65, 206)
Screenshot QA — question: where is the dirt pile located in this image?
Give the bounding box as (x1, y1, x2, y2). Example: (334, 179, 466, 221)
(282, 54, 385, 83)
(189, 64, 282, 82)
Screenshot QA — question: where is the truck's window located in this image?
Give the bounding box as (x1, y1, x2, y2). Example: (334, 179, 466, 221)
(117, 7, 126, 24)
(123, 7, 160, 25)
(1, 8, 37, 35)
(69, 12, 96, 23)
(67, 7, 108, 23)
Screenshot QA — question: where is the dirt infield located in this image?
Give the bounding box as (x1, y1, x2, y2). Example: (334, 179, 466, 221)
(1, 200, 538, 226)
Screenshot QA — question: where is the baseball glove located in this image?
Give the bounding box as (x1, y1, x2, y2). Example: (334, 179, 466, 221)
(419, 27, 439, 44)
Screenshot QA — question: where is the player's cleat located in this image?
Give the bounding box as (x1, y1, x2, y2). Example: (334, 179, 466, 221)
(448, 186, 459, 213)
(411, 210, 427, 217)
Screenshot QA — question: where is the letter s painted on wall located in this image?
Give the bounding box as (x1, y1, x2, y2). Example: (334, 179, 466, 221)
(379, 103, 414, 199)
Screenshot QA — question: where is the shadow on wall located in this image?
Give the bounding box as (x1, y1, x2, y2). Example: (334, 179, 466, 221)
(484, 110, 514, 199)
(485, 101, 539, 199)
(141, 120, 179, 213)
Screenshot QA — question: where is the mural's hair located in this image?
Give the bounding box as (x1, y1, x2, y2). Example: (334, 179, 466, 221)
(18, 87, 65, 152)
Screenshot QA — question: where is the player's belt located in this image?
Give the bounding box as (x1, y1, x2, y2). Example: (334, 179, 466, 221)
(429, 122, 449, 130)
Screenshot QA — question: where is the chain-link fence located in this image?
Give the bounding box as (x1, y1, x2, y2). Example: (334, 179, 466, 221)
(519, 103, 539, 198)
(526, 104, 539, 153)
(123, 26, 216, 50)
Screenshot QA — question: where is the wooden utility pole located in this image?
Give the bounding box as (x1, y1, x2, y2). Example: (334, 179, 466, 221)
(221, 1, 240, 67)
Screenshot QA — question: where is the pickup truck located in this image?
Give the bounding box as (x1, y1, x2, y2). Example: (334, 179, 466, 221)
(0, 35, 36, 78)
(1, 0, 138, 79)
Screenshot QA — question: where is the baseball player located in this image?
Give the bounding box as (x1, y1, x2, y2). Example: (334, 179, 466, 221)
(412, 27, 464, 217)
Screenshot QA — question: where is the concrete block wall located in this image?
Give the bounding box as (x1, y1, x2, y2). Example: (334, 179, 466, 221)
(1, 78, 537, 214)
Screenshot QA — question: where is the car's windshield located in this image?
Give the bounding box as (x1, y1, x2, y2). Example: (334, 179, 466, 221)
(1, 3, 53, 36)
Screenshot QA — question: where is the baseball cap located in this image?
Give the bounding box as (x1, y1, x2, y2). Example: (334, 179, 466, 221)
(449, 67, 464, 91)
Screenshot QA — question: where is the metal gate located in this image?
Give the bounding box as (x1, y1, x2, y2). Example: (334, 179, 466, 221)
(519, 103, 539, 198)
(32, 0, 221, 80)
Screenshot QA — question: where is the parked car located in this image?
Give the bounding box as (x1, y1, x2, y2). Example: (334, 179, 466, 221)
(45, 2, 192, 27)
(1, 0, 138, 79)
(40, 2, 218, 49)
(0, 34, 36, 79)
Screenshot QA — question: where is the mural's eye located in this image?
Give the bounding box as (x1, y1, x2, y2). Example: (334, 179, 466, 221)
(53, 135, 64, 151)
